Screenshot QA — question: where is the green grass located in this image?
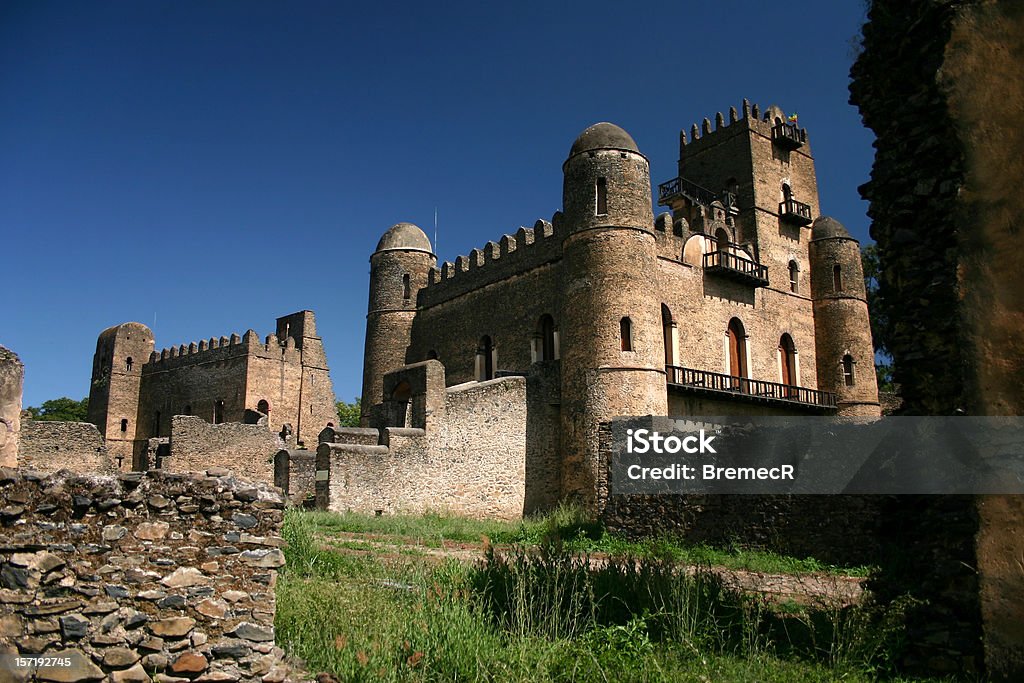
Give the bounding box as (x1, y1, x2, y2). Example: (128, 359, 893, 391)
(300, 505, 873, 577)
(277, 509, 936, 683)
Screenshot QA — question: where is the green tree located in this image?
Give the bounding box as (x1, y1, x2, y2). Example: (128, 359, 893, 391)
(335, 397, 361, 427)
(27, 397, 89, 422)
(861, 243, 895, 391)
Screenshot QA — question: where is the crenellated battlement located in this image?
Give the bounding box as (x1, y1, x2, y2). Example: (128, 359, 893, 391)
(145, 328, 303, 370)
(678, 99, 809, 157)
(419, 217, 561, 308)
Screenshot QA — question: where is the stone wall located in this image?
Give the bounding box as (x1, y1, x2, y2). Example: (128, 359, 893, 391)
(0, 347, 23, 469)
(0, 467, 288, 682)
(273, 450, 315, 506)
(319, 371, 528, 519)
(166, 416, 283, 485)
(851, 1, 1024, 678)
(18, 421, 112, 474)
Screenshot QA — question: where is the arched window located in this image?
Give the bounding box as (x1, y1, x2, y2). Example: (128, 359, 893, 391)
(715, 227, 730, 252)
(402, 273, 411, 301)
(120, 418, 128, 433)
(596, 177, 608, 215)
(214, 400, 225, 424)
(126, 357, 133, 371)
(727, 318, 748, 384)
(537, 314, 556, 361)
(833, 264, 843, 292)
(620, 317, 633, 352)
(426, 350, 438, 360)
(661, 304, 676, 366)
(842, 354, 855, 386)
(788, 261, 799, 293)
(476, 336, 496, 381)
(782, 183, 793, 202)
(257, 399, 270, 415)
(779, 334, 797, 391)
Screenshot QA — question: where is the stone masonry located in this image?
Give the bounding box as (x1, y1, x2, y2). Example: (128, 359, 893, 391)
(0, 347, 23, 469)
(0, 467, 288, 683)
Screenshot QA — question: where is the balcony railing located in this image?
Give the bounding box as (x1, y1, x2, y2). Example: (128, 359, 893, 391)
(666, 365, 837, 411)
(658, 175, 718, 207)
(703, 250, 769, 287)
(771, 122, 804, 150)
(779, 198, 813, 226)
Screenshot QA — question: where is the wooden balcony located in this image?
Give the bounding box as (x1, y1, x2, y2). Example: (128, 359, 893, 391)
(703, 250, 769, 288)
(771, 122, 804, 150)
(666, 365, 837, 412)
(779, 198, 813, 226)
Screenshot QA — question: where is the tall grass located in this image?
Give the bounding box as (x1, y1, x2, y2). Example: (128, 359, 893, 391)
(277, 510, 925, 682)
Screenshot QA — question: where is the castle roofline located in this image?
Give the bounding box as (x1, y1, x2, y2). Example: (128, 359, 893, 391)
(566, 122, 644, 161)
(810, 216, 857, 241)
(375, 222, 434, 255)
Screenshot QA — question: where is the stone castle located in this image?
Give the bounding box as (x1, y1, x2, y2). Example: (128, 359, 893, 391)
(312, 101, 879, 517)
(85, 310, 338, 472)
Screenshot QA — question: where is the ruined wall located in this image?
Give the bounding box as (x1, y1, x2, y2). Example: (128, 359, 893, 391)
(166, 416, 283, 485)
(850, 1, 1024, 678)
(273, 449, 316, 505)
(17, 421, 112, 473)
(0, 467, 288, 682)
(0, 347, 23, 469)
(319, 376, 527, 519)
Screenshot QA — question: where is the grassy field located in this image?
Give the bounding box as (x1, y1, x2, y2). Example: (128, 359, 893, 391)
(276, 509, 938, 682)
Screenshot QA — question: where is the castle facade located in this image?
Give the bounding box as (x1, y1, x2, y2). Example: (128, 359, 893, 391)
(87, 310, 338, 469)
(325, 102, 880, 515)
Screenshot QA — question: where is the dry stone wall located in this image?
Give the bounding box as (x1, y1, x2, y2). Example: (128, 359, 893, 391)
(0, 467, 288, 683)
(18, 421, 112, 474)
(166, 416, 283, 485)
(0, 347, 24, 469)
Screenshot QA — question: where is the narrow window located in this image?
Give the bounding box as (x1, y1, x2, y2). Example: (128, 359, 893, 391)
(788, 261, 799, 293)
(539, 315, 556, 361)
(620, 317, 633, 352)
(214, 400, 225, 424)
(126, 357, 133, 371)
(596, 177, 608, 215)
(833, 264, 843, 292)
(184, 405, 191, 416)
(782, 183, 793, 202)
(727, 318, 748, 383)
(661, 304, 676, 366)
(153, 411, 160, 434)
(427, 350, 438, 360)
(120, 418, 128, 433)
(779, 334, 797, 389)
(257, 399, 270, 415)
(402, 273, 411, 301)
(477, 336, 495, 380)
(842, 354, 855, 386)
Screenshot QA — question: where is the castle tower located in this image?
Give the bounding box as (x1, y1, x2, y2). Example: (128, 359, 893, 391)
(86, 322, 155, 468)
(0, 346, 23, 468)
(361, 223, 436, 425)
(661, 102, 819, 296)
(809, 217, 880, 416)
(559, 122, 667, 511)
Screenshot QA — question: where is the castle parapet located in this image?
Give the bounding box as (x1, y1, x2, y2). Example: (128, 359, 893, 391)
(420, 218, 561, 307)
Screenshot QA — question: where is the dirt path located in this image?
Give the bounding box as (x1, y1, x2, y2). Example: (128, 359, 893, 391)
(319, 531, 865, 607)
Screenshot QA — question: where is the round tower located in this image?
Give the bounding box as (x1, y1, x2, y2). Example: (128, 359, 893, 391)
(559, 122, 667, 511)
(86, 322, 155, 469)
(809, 217, 880, 416)
(360, 222, 436, 425)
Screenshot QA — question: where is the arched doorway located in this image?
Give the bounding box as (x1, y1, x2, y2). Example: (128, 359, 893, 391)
(537, 314, 556, 361)
(779, 334, 797, 396)
(477, 336, 495, 380)
(391, 381, 412, 427)
(661, 304, 676, 366)
(257, 399, 270, 415)
(727, 318, 747, 389)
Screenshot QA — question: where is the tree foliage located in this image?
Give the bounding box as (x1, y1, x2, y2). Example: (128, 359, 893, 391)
(335, 397, 361, 428)
(27, 397, 89, 422)
(861, 243, 895, 391)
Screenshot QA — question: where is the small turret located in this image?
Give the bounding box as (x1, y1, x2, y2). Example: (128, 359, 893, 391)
(809, 217, 880, 416)
(361, 223, 437, 425)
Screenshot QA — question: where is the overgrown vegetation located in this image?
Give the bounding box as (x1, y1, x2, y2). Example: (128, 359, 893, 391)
(277, 509, 929, 682)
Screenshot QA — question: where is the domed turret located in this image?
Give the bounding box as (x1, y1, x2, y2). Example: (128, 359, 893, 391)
(559, 123, 665, 509)
(809, 216, 880, 416)
(361, 223, 437, 425)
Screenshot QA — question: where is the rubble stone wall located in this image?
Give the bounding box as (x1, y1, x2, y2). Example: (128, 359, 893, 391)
(0, 467, 288, 682)
(17, 421, 112, 474)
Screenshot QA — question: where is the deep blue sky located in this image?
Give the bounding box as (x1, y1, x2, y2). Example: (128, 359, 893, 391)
(2, 1, 874, 408)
